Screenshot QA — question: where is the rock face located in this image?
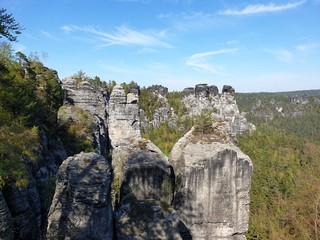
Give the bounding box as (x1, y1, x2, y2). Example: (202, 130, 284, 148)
(0, 190, 13, 240)
(62, 77, 107, 117)
(169, 127, 253, 240)
(1, 182, 41, 239)
(183, 84, 255, 135)
(113, 139, 173, 204)
(112, 138, 180, 239)
(108, 85, 141, 147)
(46, 152, 113, 240)
(61, 77, 109, 156)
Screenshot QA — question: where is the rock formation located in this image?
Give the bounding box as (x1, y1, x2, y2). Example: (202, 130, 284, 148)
(107, 85, 141, 147)
(1, 180, 42, 239)
(61, 77, 109, 156)
(183, 84, 255, 135)
(169, 126, 253, 240)
(113, 139, 181, 239)
(0, 190, 13, 239)
(46, 152, 113, 240)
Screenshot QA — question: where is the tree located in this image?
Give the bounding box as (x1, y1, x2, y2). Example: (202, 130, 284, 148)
(0, 8, 23, 42)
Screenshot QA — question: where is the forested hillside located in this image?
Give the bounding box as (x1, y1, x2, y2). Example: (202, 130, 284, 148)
(236, 91, 320, 239)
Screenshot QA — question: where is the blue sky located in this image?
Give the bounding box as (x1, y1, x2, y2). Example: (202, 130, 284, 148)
(1, 0, 320, 92)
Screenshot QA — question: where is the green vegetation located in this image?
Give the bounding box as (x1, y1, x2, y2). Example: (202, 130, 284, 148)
(139, 87, 162, 120)
(237, 91, 320, 239)
(167, 91, 186, 117)
(0, 8, 23, 42)
(142, 117, 193, 156)
(0, 41, 63, 188)
(57, 106, 95, 155)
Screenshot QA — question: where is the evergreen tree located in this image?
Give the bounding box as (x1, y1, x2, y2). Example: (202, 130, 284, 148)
(0, 8, 23, 42)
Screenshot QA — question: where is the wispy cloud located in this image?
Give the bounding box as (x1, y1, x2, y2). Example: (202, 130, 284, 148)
(186, 48, 238, 74)
(264, 48, 294, 63)
(61, 24, 173, 48)
(219, 1, 306, 16)
(41, 30, 60, 41)
(295, 43, 320, 52)
(157, 11, 224, 31)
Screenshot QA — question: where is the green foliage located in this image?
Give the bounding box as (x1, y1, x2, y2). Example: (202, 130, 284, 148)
(167, 91, 186, 116)
(0, 43, 62, 187)
(238, 125, 320, 239)
(0, 8, 23, 42)
(0, 124, 39, 187)
(142, 117, 193, 156)
(57, 106, 95, 155)
(139, 87, 162, 120)
(193, 110, 214, 135)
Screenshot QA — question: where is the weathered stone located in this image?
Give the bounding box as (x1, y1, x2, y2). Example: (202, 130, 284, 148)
(2, 183, 41, 239)
(108, 85, 141, 147)
(46, 152, 113, 240)
(182, 87, 195, 97)
(195, 84, 209, 99)
(147, 85, 168, 97)
(209, 85, 219, 97)
(112, 139, 173, 205)
(182, 84, 255, 135)
(115, 202, 184, 240)
(222, 85, 235, 96)
(169, 128, 252, 240)
(113, 139, 181, 239)
(62, 77, 107, 118)
(0, 190, 13, 240)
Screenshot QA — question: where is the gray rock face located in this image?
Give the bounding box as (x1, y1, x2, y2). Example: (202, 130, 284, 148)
(112, 139, 173, 205)
(0, 190, 13, 240)
(2, 182, 41, 239)
(147, 85, 168, 97)
(61, 78, 109, 156)
(62, 77, 107, 118)
(115, 202, 183, 240)
(169, 128, 252, 240)
(183, 84, 255, 135)
(113, 139, 179, 239)
(108, 85, 141, 147)
(46, 152, 113, 240)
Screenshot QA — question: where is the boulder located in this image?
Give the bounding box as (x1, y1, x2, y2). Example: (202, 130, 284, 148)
(169, 127, 253, 240)
(46, 152, 113, 240)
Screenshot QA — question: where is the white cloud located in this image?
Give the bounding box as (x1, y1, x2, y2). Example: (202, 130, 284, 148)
(61, 24, 173, 48)
(219, 1, 306, 16)
(186, 48, 238, 74)
(157, 11, 223, 31)
(41, 30, 60, 41)
(295, 43, 320, 52)
(264, 48, 294, 63)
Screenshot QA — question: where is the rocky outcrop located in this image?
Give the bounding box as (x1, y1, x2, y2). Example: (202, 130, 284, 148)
(1, 182, 41, 239)
(183, 84, 255, 135)
(108, 85, 141, 147)
(113, 139, 173, 204)
(0, 190, 13, 240)
(112, 138, 179, 239)
(115, 202, 183, 240)
(46, 152, 113, 240)
(61, 78, 109, 156)
(62, 77, 107, 118)
(147, 85, 168, 98)
(169, 126, 252, 240)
